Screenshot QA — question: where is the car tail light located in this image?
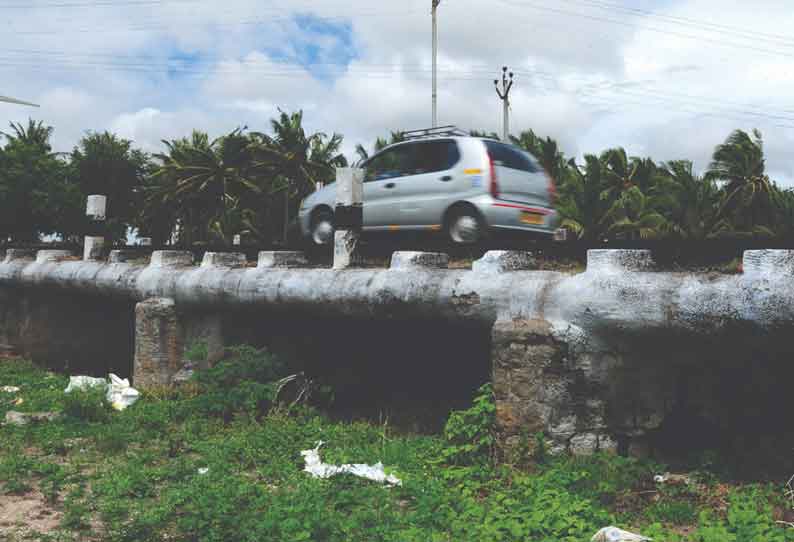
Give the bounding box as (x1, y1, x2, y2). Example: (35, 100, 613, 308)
(547, 174, 557, 204)
(489, 154, 499, 199)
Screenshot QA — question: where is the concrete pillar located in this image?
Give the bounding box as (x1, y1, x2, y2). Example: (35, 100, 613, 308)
(133, 295, 225, 389)
(133, 298, 184, 389)
(492, 318, 617, 459)
(84, 195, 107, 261)
(333, 167, 364, 270)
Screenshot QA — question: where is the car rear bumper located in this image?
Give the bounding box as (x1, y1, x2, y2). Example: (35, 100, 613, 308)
(476, 197, 560, 234)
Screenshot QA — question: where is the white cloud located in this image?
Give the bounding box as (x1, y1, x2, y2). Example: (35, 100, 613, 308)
(1, 0, 793, 185)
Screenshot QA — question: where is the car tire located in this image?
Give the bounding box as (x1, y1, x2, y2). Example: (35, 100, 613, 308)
(308, 208, 334, 247)
(446, 207, 485, 245)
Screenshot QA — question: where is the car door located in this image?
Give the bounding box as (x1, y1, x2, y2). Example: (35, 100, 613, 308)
(397, 139, 463, 228)
(361, 144, 414, 229)
(483, 140, 549, 206)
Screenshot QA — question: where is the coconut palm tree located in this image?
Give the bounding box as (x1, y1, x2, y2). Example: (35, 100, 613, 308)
(556, 155, 610, 241)
(603, 185, 669, 240)
(147, 129, 262, 245)
(707, 129, 774, 234)
(599, 148, 659, 202)
(250, 109, 347, 243)
(659, 160, 723, 240)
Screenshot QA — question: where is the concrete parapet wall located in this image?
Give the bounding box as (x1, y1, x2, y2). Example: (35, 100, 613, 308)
(1, 248, 793, 458)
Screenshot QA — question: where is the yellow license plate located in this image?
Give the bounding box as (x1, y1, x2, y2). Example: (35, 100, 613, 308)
(520, 211, 544, 225)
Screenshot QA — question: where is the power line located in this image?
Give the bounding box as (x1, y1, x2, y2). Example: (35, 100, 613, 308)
(559, 0, 794, 49)
(497, 0, 794, 61)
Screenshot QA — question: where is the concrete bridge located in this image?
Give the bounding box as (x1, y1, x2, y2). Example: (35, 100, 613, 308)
(1, 246, 793, 458)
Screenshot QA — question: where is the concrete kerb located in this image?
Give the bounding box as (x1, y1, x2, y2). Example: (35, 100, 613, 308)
(472, 251, 536, 273)
(390, 251, 449, 270)
(257, 251, 309, 269)
(586, 249, 655, 273)
(743, 250, 794, 278)
(149, 251, 194, 268)
(3, 249, 35, 263)
(201, 252, 247, 269)
(35, 250, 74, 264)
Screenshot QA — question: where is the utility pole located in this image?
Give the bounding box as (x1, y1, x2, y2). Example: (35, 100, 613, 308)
(0, 95, 39, 107)
(494, 66, 514, 141)
(432, 0, 441, 127)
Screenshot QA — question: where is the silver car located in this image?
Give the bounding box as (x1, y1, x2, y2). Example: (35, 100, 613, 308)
(298, 130, 560, 246)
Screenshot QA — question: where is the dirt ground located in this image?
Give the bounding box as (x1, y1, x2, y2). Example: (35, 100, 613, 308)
(0, 489, 61, 539)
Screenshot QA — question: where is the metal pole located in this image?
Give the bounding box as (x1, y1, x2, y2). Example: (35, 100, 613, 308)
(494, 66, 514, 141)
(432, 0, 440, 127)
(503, 95, 509, 142)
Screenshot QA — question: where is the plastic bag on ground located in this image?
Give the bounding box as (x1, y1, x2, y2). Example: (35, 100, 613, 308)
(591, 526, 652, 542)
(107, 374, 140, 411)
(64, 375, 106, 394)
(301, 441, 401, 486)
(1, 386, 20, 393)
(64, 374, 140, 411)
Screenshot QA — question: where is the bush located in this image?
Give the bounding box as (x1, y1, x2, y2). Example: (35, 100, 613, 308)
(438, 383, 495, 467)
(63, 385, 110, 423)
(190, 346, 287, 421)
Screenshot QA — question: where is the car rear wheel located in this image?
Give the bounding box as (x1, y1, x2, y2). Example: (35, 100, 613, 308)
(446, 208, 485, 245)
(309, 209, 334, 247)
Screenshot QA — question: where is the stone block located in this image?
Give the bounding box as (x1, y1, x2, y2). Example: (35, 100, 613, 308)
(108, 250, 144, 264)
(201, 252, 247, 268)
(35, 250, 73, 264)
(743, 249, 794, 278)
(587, 249, 655, 273)
(149, 250, 194, 268)
(258, 251, 309, 269)
(334, 167, 364, 206)
(472, 251, 536, 273)
(86, 195, 107, 221)
(4, 249, 35, 262)
(390, 251, 449, 270)
(83, 236, 105, 261)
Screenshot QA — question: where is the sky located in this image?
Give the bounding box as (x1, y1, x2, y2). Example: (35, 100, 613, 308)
(2, 0, 794, 185)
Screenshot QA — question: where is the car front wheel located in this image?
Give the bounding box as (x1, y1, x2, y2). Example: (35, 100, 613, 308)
(309, 209, 334, 247)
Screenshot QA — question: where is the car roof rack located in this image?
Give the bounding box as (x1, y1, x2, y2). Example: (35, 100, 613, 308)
(401, 125, 469, 140)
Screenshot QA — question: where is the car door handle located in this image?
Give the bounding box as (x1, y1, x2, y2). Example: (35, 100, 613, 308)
(385, 183, 396, 189)
(440, 175, 453, 182)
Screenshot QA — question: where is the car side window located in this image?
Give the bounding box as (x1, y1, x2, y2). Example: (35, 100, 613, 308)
(364, 144, 414, 182)
(410, 140, 460, 175)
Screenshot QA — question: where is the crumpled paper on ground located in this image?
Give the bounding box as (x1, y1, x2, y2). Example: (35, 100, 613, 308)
(64, 374, 140, 411)
(591, 526, 652, 542)
(301, 441, 401, 486)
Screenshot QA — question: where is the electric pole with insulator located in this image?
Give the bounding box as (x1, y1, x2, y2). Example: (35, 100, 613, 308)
(494, 66, 514, 141)
(432, 0, 441, 127)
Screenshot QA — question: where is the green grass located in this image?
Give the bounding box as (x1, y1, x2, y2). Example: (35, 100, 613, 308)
(1, 355, 793, 542)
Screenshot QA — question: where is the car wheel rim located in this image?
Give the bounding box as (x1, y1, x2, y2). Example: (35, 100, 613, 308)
(450, 215, 480, 244)
(312, 220, 333, 245)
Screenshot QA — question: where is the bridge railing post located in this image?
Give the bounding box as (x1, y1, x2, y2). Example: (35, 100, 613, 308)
(84, 194, 107, 261)
(333, 167, 364, 270)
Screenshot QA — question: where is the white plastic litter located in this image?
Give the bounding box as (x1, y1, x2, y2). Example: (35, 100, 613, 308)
(64, 375, 106, 394)
(591, 526, 652, 542)
(300, 441, 402, 486)
(107, 374, 140, 411)
(198, 468, 209, 475)
(1, 386, 20, 393)
(64, 374, 140, 411)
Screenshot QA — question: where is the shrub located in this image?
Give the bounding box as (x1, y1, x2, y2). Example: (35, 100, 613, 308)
(63, 385, 110, 423)
(438, 383, 495, 467)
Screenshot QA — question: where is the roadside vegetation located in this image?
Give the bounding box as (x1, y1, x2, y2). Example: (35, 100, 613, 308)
(1, 352, 793, 541)
(0, 113, 791, 247)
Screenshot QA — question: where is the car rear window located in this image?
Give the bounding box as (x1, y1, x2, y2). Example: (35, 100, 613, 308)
(484, 141, 539, 173)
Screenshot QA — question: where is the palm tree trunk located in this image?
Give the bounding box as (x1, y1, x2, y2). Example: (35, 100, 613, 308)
(283, 188, 289, 245)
